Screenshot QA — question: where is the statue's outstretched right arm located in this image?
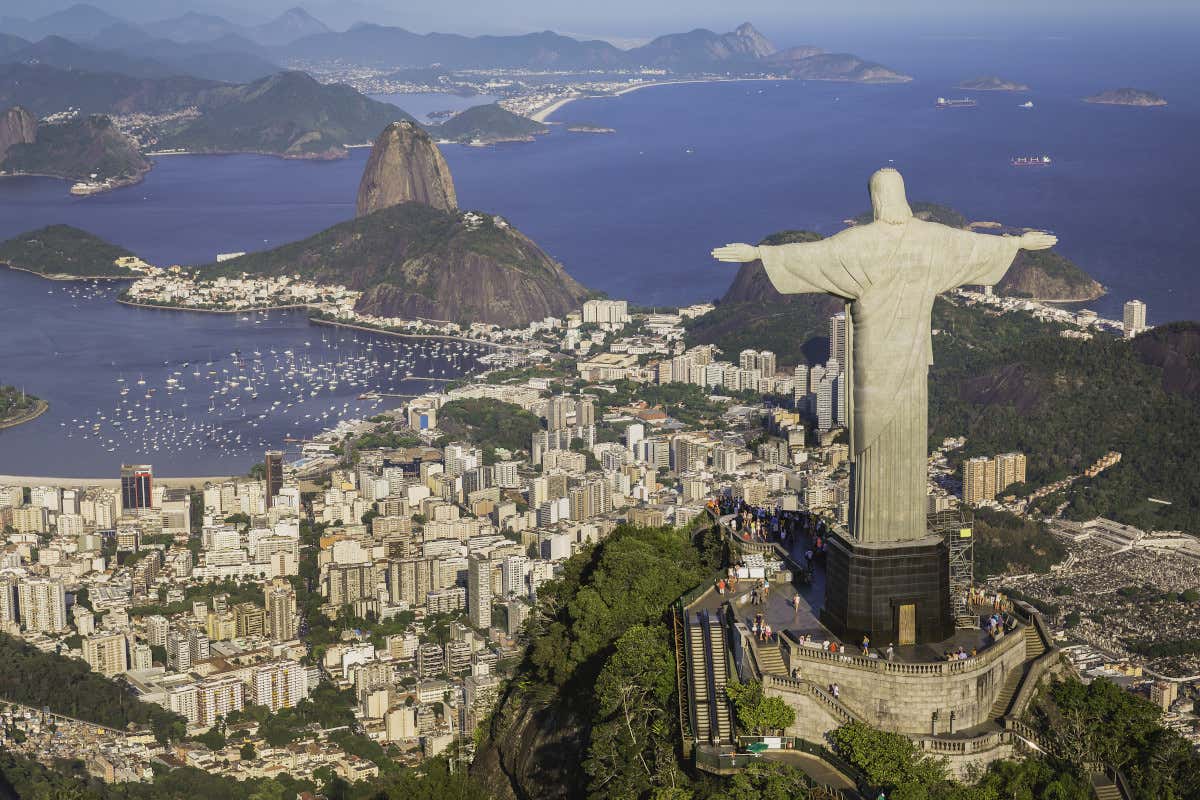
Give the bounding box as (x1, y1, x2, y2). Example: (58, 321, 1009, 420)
(712, 235, 860, 299)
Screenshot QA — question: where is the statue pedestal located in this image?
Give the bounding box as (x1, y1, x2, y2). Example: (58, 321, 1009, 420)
(821, 532, 953, 646)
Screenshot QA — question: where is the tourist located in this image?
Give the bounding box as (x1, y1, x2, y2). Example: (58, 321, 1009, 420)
(861, 635, 870, 656)
(886, 643, 895, 661)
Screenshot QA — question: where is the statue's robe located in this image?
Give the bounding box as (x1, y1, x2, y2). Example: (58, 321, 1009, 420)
(759, 219, 1020, 543)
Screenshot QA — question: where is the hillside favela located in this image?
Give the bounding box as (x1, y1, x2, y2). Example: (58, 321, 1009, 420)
(0, 0, 1199, 799)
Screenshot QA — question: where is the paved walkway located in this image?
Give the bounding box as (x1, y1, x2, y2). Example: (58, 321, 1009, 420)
(761, 750, 859, 794)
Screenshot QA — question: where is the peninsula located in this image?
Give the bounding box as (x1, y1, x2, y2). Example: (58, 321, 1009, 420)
(0, 385, 46, 429)
(429, 103, 548, 144)
(0, 225, 150, 279)
(1084, 88, 1167, 106)
(957, 76, 1030, 91)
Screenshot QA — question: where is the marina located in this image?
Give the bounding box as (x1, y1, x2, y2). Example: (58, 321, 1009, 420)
(0, 269, 490, 476)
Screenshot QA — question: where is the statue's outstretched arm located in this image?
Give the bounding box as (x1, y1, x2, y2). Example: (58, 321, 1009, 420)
(935, 227, 1057, 293)
(713, 236, 859, 299)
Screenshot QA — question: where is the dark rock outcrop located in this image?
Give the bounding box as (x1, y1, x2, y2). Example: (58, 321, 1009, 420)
(0, 106, 36, 162)
(1133, 322, 1200, 397)
(356, 120, 457, 217)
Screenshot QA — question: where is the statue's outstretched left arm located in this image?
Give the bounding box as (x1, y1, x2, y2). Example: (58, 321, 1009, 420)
(936, 228, 1058, 292)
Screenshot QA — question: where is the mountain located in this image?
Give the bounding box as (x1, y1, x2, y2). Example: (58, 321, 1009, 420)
(251, 7, 330, 47)
(0, 224, 140, 277)
(779, 52, 912, 83)
(0, 106, 35, 161)
(0, 63, 217, 116)
(159, 71, 411, 158)
(279, 20, 905, 82)
(356, 120, 456, 216)
(125, 37, 280, 83)
(0, 113, 150, 185)
(209, 202, 590, 327)
(4, 35, 171, 79)
(958, 76, 1030, 91)
(0, 31, 281, 84)
(1085, 88, 1167, 107)
(284, 24, 627, 70)
(0, 4, 125, 42)
(0, 34, 29, 58)
(995, 249, 1105, 302)
(144, 12, 246, 43)
(626, 22, 776, 70)
(430, 103, 547, 144)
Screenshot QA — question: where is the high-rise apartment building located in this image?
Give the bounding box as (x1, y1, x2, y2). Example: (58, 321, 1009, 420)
(17, 577, 66, 633)
(829, 311, 848, 367)
(467, 554, 493, 630)
(252, 660, 307, 711)
(265, 579, 298, 642)
(264, 450, 284, 508)
(120, 464, 153, 511)
(1123, 299, 1148, 339)
(83, 632, 129, 677)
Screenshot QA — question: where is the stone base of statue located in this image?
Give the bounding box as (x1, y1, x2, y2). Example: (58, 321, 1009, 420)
(821, 531, 953, 646)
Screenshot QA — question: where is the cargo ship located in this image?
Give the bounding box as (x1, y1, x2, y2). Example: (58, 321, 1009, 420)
(1011, 155, 1052, 167)
(936, 97, 977, 108)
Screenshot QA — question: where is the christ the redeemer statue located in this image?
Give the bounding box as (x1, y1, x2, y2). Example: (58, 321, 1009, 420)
(714, 169, 1055, 546)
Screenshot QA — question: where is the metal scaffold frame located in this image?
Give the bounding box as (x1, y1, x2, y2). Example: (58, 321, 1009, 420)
(929, 508, 975, 628)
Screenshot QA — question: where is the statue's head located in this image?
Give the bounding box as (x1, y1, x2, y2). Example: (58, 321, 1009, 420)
(870, 168, 913, 225)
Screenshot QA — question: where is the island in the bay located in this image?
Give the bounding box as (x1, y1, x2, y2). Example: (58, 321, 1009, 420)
(1084, 88, 1168, 106)
(957, 75, 1031, 91)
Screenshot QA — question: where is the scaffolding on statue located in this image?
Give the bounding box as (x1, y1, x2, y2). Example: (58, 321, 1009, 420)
(929, 508, 975, 629)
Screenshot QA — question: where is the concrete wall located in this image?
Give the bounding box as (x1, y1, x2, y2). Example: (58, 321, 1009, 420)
(773, 630, 1027, 735)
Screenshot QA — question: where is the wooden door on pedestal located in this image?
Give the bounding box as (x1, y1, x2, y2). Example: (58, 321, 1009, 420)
(898, 603, 916, 646)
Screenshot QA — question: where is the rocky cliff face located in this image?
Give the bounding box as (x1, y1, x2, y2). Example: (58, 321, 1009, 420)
(0, 106, 36, 162)
(356, 120, 456, 217)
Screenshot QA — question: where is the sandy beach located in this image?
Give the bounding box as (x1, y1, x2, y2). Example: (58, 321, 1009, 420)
(530, 77, 782, 122)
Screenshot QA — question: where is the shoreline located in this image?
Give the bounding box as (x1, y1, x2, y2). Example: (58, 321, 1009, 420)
(0, 167, 148, 197)
(0, 398, 49, 431)
(2, 263, 136, 282)
(530, 77, 784, 122)
(0, 473, 234, 488)
(116, 297, 312, 314)
(116, 297, 524, 350)
(309, 316, 520, 350)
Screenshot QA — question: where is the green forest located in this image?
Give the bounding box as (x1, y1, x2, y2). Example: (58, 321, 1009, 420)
(0, 633, 185, 742)
(0, 225, 139, 277)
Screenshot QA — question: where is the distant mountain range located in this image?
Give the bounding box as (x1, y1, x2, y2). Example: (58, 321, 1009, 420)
(276, 20, 910, 81)
(0, 8, 909, 84)
(0, 4, 327, 49)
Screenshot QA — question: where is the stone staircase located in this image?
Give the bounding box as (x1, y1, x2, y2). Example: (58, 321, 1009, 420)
(988, 622, 1051, 722)
(1091, 773, 1122, 800)
(988, 664, 1025, 721)
(1024, 623, 1046, 659)
(753, 639, 787, 675)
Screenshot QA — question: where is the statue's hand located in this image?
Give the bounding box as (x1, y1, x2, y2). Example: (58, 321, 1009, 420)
(1019, 231, 1057, 251)
(712, 243, 761, 263)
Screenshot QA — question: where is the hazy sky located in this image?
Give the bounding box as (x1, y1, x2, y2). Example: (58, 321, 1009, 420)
(0, 0, 1196, 40)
